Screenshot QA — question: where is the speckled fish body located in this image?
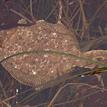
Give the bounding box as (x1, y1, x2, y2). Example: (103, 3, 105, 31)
(0, 20, 107, 88)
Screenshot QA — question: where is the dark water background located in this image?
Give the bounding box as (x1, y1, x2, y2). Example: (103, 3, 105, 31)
(0, 0, 107, 107)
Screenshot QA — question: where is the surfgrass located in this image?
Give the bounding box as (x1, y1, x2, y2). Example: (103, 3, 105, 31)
(0, 50, 107, 67)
